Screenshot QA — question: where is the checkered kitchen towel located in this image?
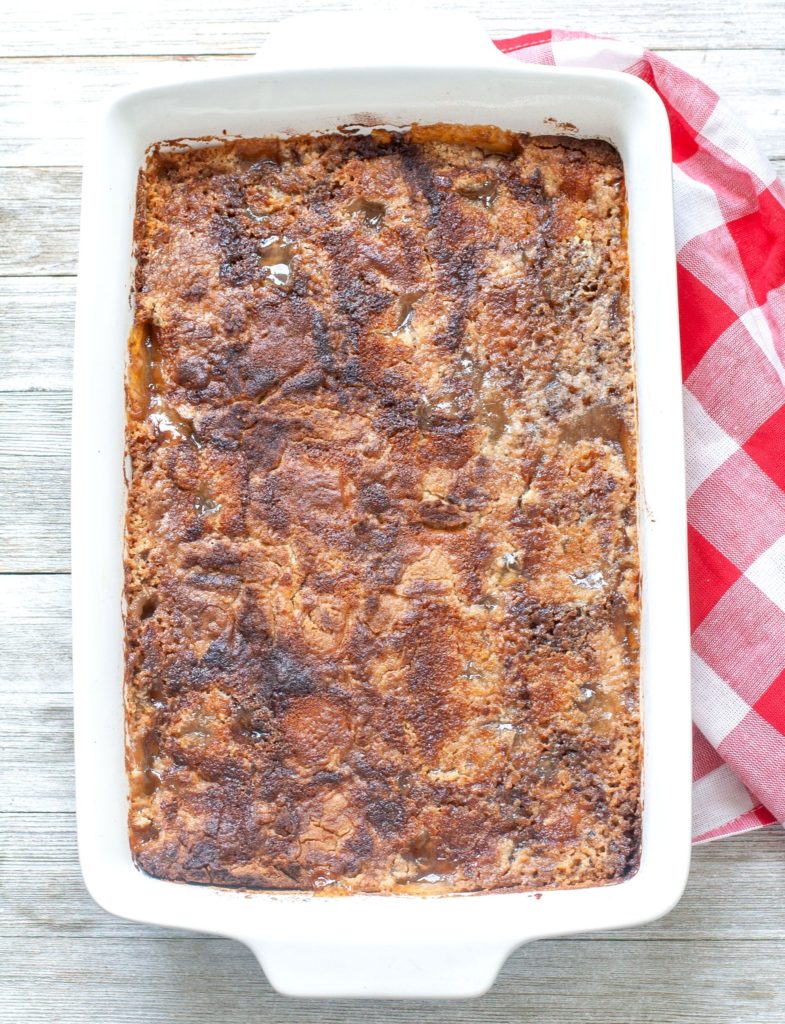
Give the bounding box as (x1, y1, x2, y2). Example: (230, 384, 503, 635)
(494, 30, 785, 842)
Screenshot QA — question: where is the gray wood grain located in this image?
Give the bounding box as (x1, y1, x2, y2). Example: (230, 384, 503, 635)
(0, 278, 75, 391)
(2, 0, 783, 57)
(0, 575, 71, 691)
(0, 692, 73, 812)
(0, 168, 81, 276)
(0, 392, 70, 573)
(2, 935, 785, 1023)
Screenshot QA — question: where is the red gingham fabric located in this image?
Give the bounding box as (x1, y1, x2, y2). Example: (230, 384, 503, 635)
(493, 30, 785, 843)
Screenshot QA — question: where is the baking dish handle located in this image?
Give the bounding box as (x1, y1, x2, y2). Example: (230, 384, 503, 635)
(251, 10, 510, 72)
(248, 937, 516, 999)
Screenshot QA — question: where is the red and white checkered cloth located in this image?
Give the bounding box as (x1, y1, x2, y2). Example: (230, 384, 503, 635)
(493, 30, 785, 843)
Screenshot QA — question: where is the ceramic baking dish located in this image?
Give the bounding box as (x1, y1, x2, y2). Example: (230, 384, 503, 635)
(72, 10, 692, 999)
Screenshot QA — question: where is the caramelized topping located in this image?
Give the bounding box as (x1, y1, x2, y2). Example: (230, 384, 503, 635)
(417, 499, 468, 531)
(126, 127, 639, 895)
(408, 122, 521, 154)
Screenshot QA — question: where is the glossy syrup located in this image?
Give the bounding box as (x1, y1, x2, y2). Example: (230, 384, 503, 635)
(258, 235, 295, 288)
(458, 349, 508, 440)
(559, 403, 633, 465)
(348, 197, 386, 229)
(407, 829, 458, 884)
(193, 489, 222, 518)
(390, 291, 423, 335)
(456, 178, 498, 209)
(127, 322, 200, 447)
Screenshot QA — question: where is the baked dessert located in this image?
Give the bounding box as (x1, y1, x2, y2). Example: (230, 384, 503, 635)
(125, 124, 641, 893)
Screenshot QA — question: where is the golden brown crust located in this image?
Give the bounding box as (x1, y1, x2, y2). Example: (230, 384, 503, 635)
(125, 125, 640, 893)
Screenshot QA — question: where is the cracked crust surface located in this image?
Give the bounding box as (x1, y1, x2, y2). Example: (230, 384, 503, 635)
(125, 125, 641, 893)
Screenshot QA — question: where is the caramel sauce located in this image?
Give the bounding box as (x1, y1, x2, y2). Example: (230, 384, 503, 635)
(245, 206, 268, 223)
(408, 122, 521, 154)
(127, 322, 200, 447)
(407, 829, 458, 882)
(416, 395, 432, 429)
(569, 569, 605, 590)
(149, 407, 199, 446)
(348, 197, 386, 228)
(237, 708, 268, 741)
(194, 490, 221, 517)
(414, 351, 508, 439)
(610, 593, 640, 663)
(174, 713, 214, 741)
(232, 138, 283, 170)
(258, 235, 295, 287)
(481, 393, 508, 441)
(499, 551, 524, 580)
(148, 681, 166, 708)
(127, 322, 153, 421)
(131, 731, 163, 797)
(578, 685, 596, 705)
(460, 660, 483, 682)
(582, 687, 623, 736)
(390, 291, 423, 335)
(136, 769, 162, 797)
(484, 720, 515, 732)
(458, 350, 508, 440)
(130, 590, 159, 621)
(456, 178, 498, 208)
(559, 403, 633, 464)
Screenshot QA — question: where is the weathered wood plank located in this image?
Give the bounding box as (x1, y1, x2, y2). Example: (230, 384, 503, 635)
(0, 168, 81, 276)
(0, 692, 73, 812)
(0, 391, 70, 573)
(2, 0, 785, 57)
(0, 278, 75, 390)
(0, 575, 70, 692)
(1, 934, 783, 1022)
(2, 50, 784, 168)
(0, 167, 82, 278)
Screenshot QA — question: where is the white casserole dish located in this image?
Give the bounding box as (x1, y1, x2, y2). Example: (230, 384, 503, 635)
(72, 11, 692, 999)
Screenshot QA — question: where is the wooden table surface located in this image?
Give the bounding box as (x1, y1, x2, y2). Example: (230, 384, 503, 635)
(1, 1, 783, 1020)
